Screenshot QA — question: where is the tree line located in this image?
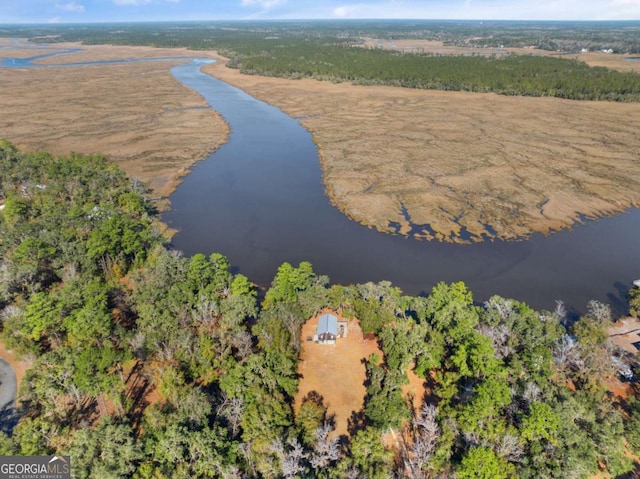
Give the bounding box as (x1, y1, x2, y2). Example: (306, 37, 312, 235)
(228, 44, 640, 101)
(1, 141, 639, 477)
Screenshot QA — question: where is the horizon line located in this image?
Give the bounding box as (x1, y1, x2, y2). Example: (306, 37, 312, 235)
(2, 18, 640, 26)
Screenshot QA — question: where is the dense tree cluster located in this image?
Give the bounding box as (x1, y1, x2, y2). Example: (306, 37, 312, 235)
(229, 44, 640, 101)
(0, 143, 638, 477)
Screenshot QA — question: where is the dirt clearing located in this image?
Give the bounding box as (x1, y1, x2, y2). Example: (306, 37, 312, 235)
(608, 317, 640, 355)
(295, 312, 383, 437)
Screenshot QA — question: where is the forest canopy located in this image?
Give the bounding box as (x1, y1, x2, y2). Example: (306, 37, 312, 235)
(0, 142, 639, 477)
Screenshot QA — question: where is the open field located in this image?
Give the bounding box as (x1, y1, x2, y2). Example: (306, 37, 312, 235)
(204, 55, 640, 242)
(361, 37, 557, 56)
(295, 312, 383, 437)
(0, 43, 228, 204)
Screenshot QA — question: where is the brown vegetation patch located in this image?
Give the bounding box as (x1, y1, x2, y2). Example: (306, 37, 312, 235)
(0, 43, 228, 202)
(34, 43, 206, 65)
(203, 56, 640, 242)
(402, 366, 428, 415)
(295, 311, 383, 437)
(604, 376, 634, 400)
(575, 52, 640, 73)
(4, 40, 639, 240)
(0, 48, 64, 59)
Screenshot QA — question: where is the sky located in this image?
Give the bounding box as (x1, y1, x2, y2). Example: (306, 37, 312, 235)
(1, 0, 640, 24)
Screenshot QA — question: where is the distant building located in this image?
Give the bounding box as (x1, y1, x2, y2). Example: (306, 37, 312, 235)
(314, 312, 348, 345)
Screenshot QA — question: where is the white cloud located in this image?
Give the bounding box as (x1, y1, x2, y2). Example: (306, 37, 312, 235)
(112, 0, 152, 5)
(332, 2, 423, 19)
(605, 0, 640, 18)
(610, 0, 640, 5)
(323, 0, 640, 20)
(333, 5, 360, 18)
(241, 0, 287, 8)
(56, 1, 85, 12)
(47, 16, 62, 23)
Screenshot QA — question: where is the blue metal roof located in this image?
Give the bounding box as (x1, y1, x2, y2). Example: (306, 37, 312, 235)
(317, 313, 338, 335)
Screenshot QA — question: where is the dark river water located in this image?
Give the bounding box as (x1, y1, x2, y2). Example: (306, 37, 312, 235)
(3, 46, 639, 315)
(163, 61, 640, 316)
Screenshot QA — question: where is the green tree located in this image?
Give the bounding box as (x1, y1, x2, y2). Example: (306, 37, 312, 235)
(349, 428, 394, 479)
(65, 419, 142, 479)
(23, 291, 62, 343)
(457, 446, 516, 479)
(521, 402, 561, 443)
(627, 397, 640, 454)
(424, 281, 478, 342)
(296, 391, 327, 446)
(263, 261, 316, 308)
(627, 287, 640, 317)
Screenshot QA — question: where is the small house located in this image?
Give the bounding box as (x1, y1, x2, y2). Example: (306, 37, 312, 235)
(314, 312, 348, 345)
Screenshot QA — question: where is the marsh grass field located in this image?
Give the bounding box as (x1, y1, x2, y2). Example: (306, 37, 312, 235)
(2, 38, 640, 242)
(0, 42, 227, 204)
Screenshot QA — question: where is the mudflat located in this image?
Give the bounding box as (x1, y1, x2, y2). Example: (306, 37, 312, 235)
(0, 43, 228, 203)
(203, 54, 640, 242)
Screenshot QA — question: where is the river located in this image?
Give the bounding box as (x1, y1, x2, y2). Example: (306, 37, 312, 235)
(3, 44, 639, 315)
(163, 61, 640, 316)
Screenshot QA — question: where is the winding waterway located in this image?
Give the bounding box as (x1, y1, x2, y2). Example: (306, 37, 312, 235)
(3, 44, 639, 315)
(164, 61, 640, 315)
